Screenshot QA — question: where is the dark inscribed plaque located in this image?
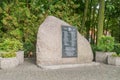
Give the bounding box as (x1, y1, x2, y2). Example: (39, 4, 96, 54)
(62, 26, 77, 58)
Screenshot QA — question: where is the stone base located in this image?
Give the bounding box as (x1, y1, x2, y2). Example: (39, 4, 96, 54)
(0, 57, 2, 68)
(108, 56, 120, 66)
(16, 51, 24, 64)
(0, 51, 24, 69)
(0, 57, 19, 69)
(95, 52, 114, 63)
(37, 62, 99, 70)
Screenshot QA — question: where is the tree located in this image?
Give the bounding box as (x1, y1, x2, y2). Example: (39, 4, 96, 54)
(105, 0, 120, 43)
(97, 0, 105, 44)
(81, 0, 89, 34)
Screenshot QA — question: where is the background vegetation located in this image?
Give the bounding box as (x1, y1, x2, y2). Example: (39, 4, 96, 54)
(0, 0, 120, 57)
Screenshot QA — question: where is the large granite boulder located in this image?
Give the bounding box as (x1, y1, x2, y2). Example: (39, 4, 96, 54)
(36, 16, 93, 66)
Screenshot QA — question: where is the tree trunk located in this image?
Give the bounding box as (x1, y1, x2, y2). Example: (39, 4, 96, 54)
(81, 0, 89, 34)
(97, 0, 105, 45)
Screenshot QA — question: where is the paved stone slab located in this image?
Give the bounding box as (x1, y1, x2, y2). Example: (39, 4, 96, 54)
(0, 58, 120, 80)
(39, 62, 100, 70)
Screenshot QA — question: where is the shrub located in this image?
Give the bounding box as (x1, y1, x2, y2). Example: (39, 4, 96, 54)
(0, 38, 23, 52)
(114, 43, 120, 54)
(0, 38, 23, 58)
(112, 53, 120, 57)
(0, 52, 1, 57)
(23, 41, 34, 57)
(97, 36, 115, 52)
(0, 52, 16, 58)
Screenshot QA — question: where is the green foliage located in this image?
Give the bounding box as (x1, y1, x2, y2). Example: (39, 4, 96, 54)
(114, 43, 120, 54)
(97, 36, 115, 52)
(0, 7, 2, 13)
(112, 53, 120, 57)
(47, 0, 81, 28)
(0, 0, 84, 57)
(91, 44, 97, 61)
(0, 0, 120, 57)
(23, 41, 34, 57)
(0, 38, 23, 52)
(105, 0, 120, 43)
(91, 44, 97, 53)
(0, 1, 40, 56)
(0, 52, 16, 58)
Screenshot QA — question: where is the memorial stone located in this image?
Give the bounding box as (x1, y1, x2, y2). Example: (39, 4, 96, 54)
(36, 16, 93, 66)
